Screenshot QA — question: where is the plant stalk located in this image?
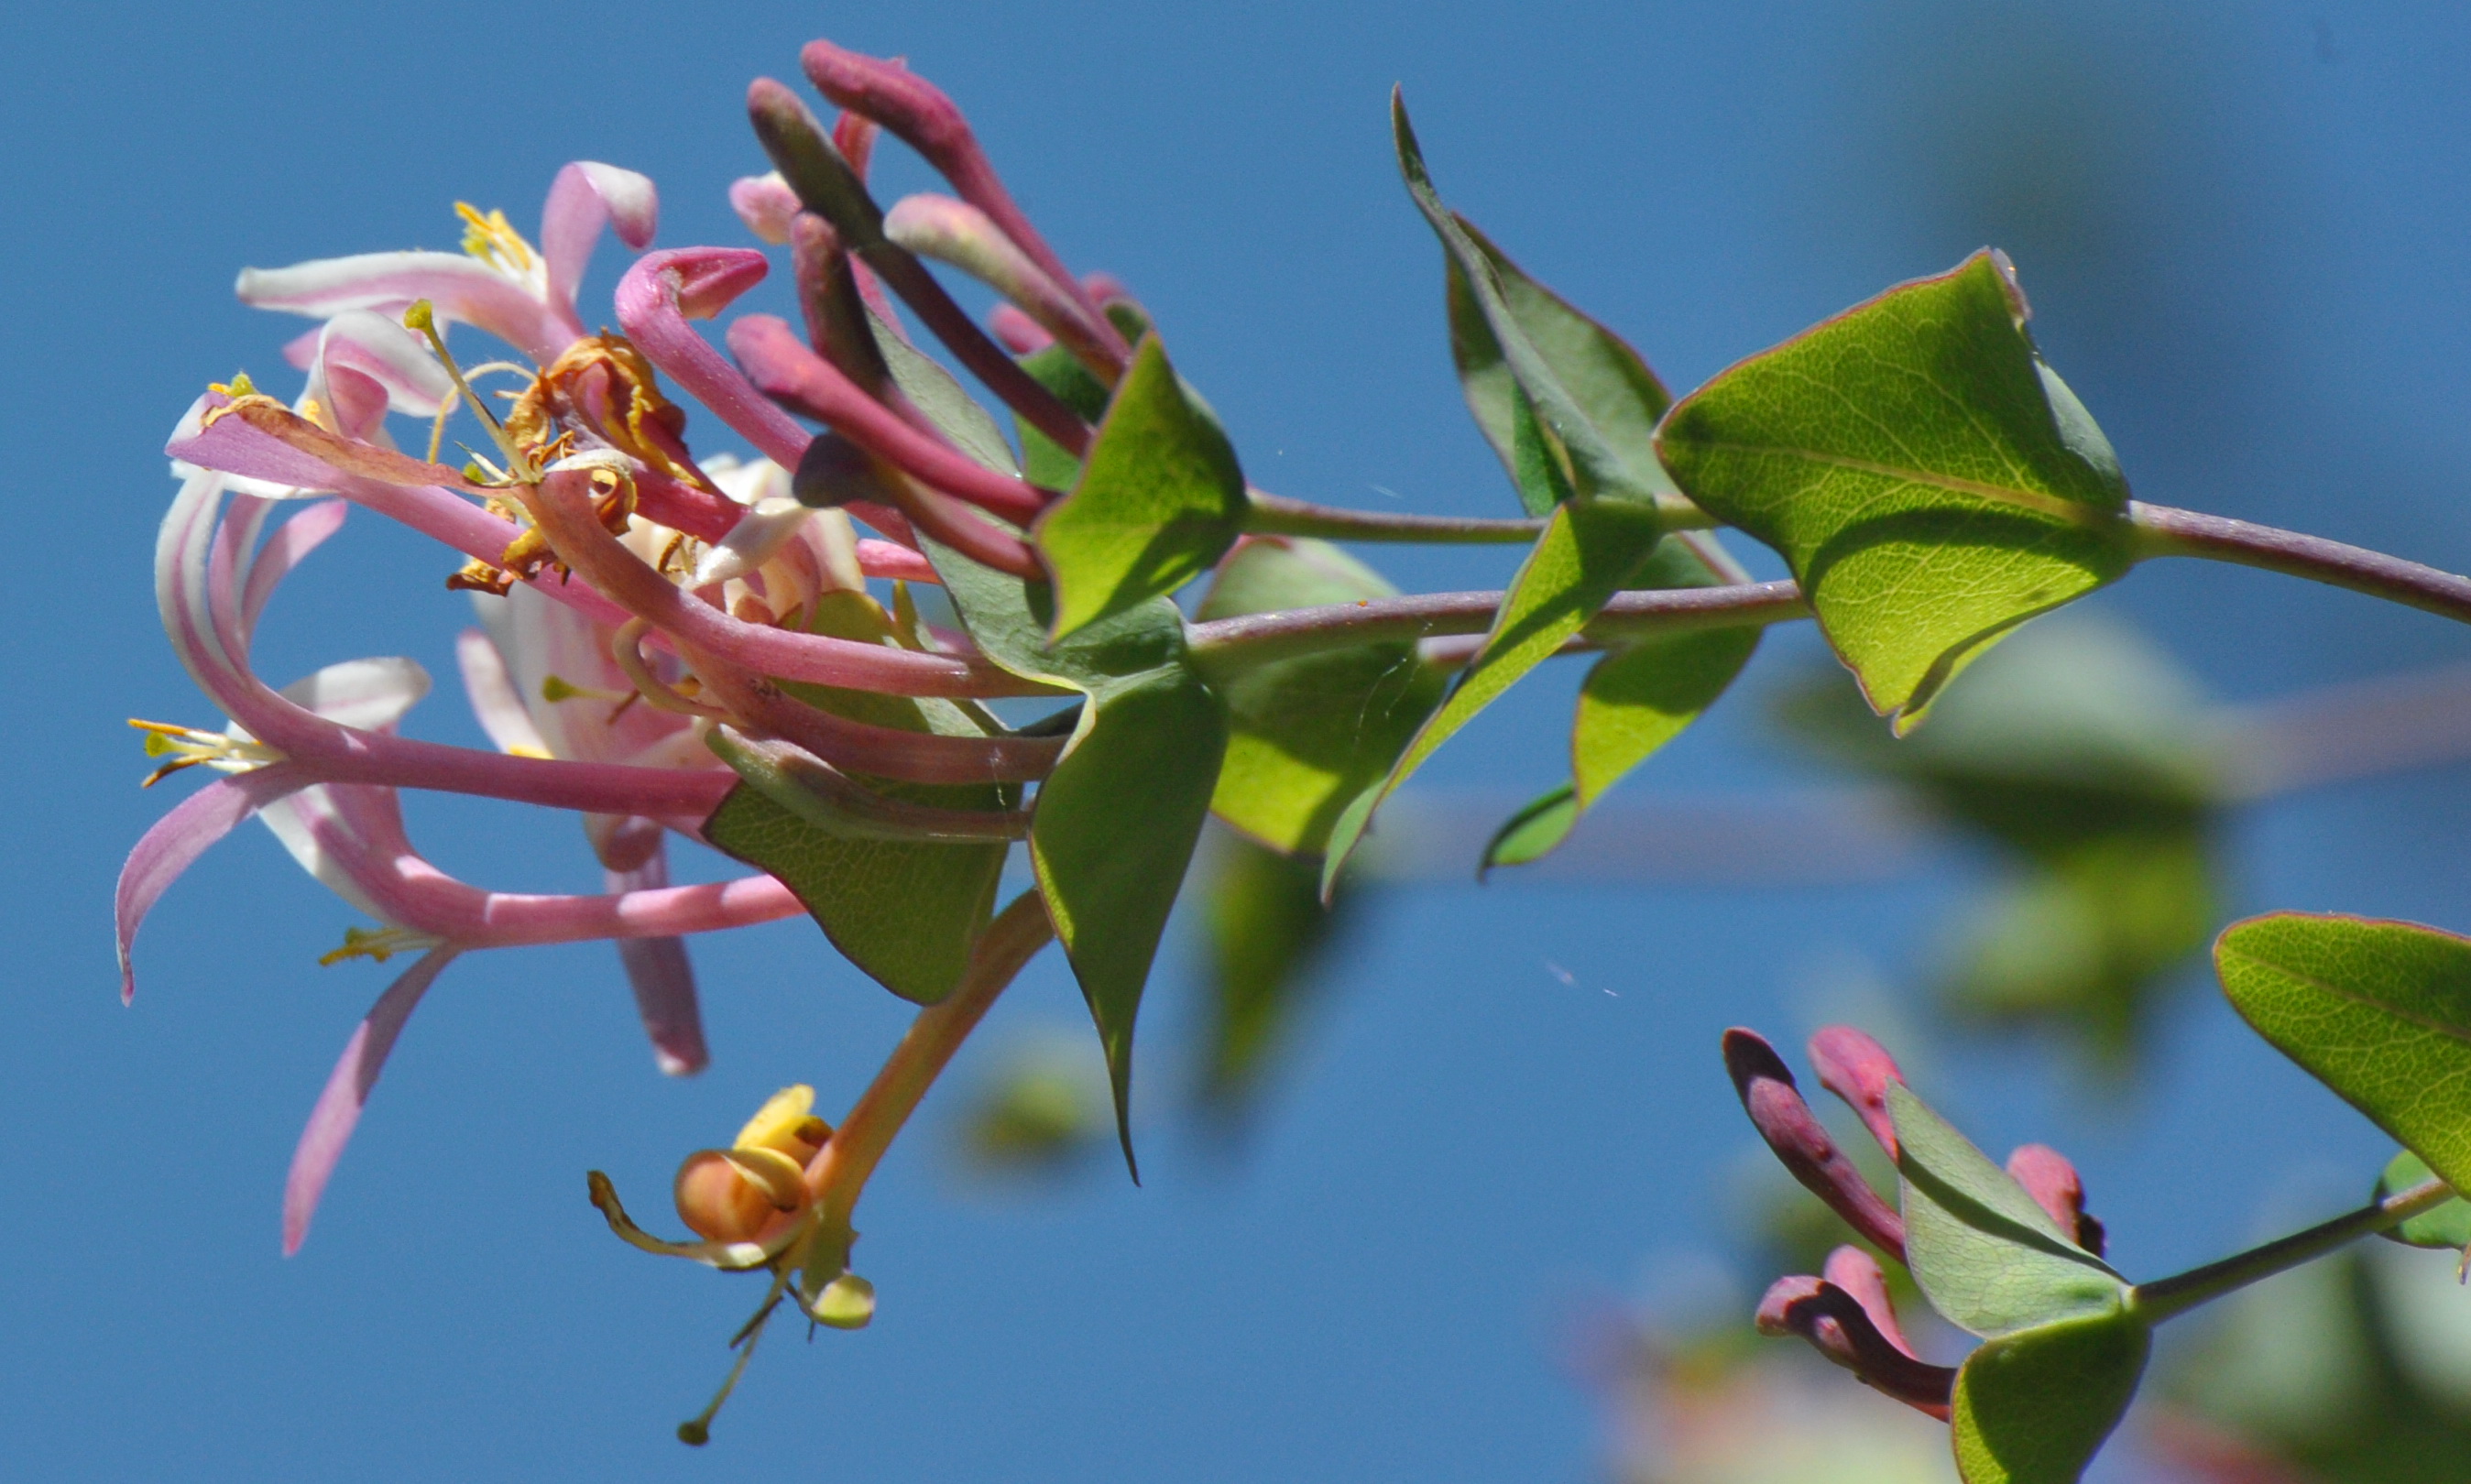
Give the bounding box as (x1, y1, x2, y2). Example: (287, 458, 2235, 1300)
(1184, 578, 1809, 676)
(805, 889, 1055, 1225)
(2130, 503, 2471, 626)
(2127, 1176, 2455, 1324)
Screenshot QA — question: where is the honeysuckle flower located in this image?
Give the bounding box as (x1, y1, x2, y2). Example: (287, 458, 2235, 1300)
(237, 161, 659, 366)
(132, 39, 1159, 1424)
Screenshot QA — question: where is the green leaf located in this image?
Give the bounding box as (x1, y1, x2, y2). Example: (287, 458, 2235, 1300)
(872, 311, 1018, 475)
(2375, 1151, 2471, 1250)
(1194, 831, 1354, 1125)
(1479, 783, 1580, 872)
(1889, 1082, 2126, 1337)
(1011, 302, 1153, 489)
(2217, 914, 2471, 1199)
(702, 592, 1014, 1004)
(1394, 90, 1661, 509)
(1657, 250, 2134, 729)
(1033, 333, 1247, 640)
(1320, 486, 1665, 893)
(1943, 833, 2215, 1059)
(926, 538, 1228, 1175)
(1481, 623, 1760, 870)
(1015, 344, 1111, 488)
(1952, 1309, 2150, 1484)
(1443, 214, 1676, 515)
(1196, 538, 1448, 856)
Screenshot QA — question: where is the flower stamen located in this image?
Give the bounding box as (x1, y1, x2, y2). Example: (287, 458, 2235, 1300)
(128, 718, 283, 784)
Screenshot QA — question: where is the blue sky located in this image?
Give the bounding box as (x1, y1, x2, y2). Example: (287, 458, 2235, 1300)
(9, 1, 2471, 1479)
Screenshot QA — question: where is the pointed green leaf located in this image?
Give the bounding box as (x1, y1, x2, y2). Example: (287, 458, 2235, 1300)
(872, 311, 1019, 475)
(1321, 486, 1665, 892)
(1952, 1309, 2150, 1484)
(1477, 623, 1760, 872)
(2374, 1151, 2471, 1249)
(1479, 783, 1581, 872)
(1196, 538, 1448, 856)
(1011, 302, 1154, 489)
(2216, 913, 2471, 1199)
(702, 592, 1014, 1004)
(1657, 251, 2134, 728)
(925, 538, 1228, 1175)
(1033, 333, 1247, 640)
(1195, 832, 1353, 1125)
(1889, 1083, 2125, 1337)
(1444, 214, 1676, 514)
(1015, 344, 1111, 488)
(704, 782, 1004, 1004)
(1570, 627, 1761, 802)
(1394, 90, 1659, 508)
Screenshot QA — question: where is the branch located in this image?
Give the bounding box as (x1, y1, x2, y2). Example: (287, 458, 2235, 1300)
(1243, 488, 1715, 544)
(2127, 1175, 2455, 1324)
(2131, 502, 2471, 626)
(1184, 578, 1809, 675)
(805, 890, 1055, 1225)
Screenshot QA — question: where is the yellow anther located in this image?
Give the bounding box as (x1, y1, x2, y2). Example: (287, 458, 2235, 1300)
(127, 718, 282, 783)
(207, 371, 258, 399)
(318, 924, 440, 966)
(455, 202, 541, 279)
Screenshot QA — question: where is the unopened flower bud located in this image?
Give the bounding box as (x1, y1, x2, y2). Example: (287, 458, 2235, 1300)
(1722, 1029, 1906, 1260)
(1808, 1025, 1906, 1159)
(2006, 1142, 2105, 1256)
(672, 1085, 831, 1241)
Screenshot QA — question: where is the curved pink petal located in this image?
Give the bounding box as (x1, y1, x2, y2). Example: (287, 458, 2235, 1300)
(311, 310, 454, 417)
(541, 161, 659, 315)
(235, 251, 574, 364)
(116, 763, 311, 1004)
(283, 944, 460, 1254)
(242, 498, 347, 633)
(609, 846, 707, 1076)
(615, 248, 808, 466)
(454, 627, 549, 756)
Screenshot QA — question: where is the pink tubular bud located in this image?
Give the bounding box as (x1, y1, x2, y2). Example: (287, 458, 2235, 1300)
(728, 174, 802, 245)
(789, 213, 893, 394)
(728, 313, 1051, 527)
(1821, 1245, 1918, 1359)
(1809, 1025, 1907, 1160)
(1754, 1274, 1954, 1418)
(989, 304, 1053, 355)
(801, 39, 1127, 360)
(1722, 1030, 1906, 1261)
(884, 192, 1126, 382)
(2006, 1144, 2106, 1257)
(834, 109, 879, 181)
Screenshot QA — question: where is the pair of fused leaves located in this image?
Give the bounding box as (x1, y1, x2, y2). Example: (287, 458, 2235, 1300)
(703, 590, 1016, 1005)
(2218, 914, 2471, 1206)
(715, 302, 1238, 1177)
(701, 308, 1059, 1006)
(1320, 97, 1760, 888)
(1660, 248, 2135, 733)
(1888, 1084, 2147, 1482)
(1778, 619, 2226, 1057)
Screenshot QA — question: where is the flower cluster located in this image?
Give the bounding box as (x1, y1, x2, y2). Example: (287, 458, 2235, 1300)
(122, 40, 1121, 1289)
